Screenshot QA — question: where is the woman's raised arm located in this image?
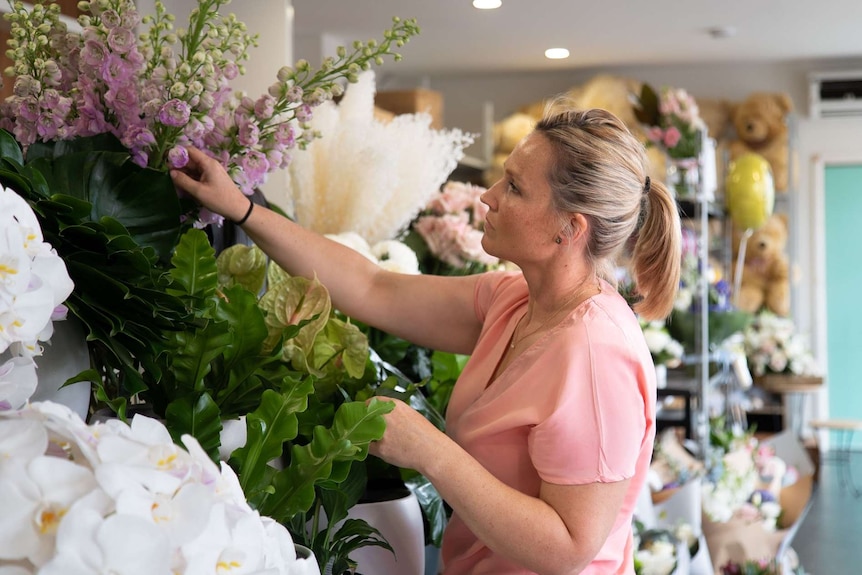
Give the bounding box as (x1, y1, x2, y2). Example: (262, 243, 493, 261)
(170, 147, 484, 353)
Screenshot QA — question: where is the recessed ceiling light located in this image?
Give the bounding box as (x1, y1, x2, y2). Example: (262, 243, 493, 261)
(545, 48, 570, 60)
(707, 25, 737, 39)
(473, 0, 502, 9)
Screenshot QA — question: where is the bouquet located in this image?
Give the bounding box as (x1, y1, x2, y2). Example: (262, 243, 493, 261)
(1, 0, 419, 226)
(742, 311, 818, 377)
(0, 401, 319, 575)
(634, 83, 705, 160)
(410, 180, 500, 274)
(640, 319, 684, 368)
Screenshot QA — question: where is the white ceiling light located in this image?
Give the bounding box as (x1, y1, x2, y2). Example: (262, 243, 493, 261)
(473, 0, 502, 9)
(544, 48, 570, 60)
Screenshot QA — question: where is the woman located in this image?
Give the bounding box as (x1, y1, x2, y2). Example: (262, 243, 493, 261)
(171, 106, 681, 574)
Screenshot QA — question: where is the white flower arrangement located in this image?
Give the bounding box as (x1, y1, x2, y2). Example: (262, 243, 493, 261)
(286, 71, 474, 245)
(325, 232, 420, 274)
(742, 311, 818, 377)
(640, 319, 684, 368)
(0, 401, 319, 575)
(0, 186, 74, 410)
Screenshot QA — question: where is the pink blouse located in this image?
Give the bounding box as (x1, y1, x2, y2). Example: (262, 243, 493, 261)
(440, 272, 656, 575)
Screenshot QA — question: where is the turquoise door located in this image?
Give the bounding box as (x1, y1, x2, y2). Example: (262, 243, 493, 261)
(824, 164, 862, 447)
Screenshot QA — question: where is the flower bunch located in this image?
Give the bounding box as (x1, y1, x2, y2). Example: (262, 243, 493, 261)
(1, 0, 419, 225)
(742, 311, 818, 377)
(0, 185, 73, 410)
(633, 526, 678, 575)
(411, 180, 499, 273)
(325, 232, 420, 275)
(286, 71, 473, 245)
(640, 319, 684, 368)
(634, 83, 705, 160)
(0, 401, 319, 575)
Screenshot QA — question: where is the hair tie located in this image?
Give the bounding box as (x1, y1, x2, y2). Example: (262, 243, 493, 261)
(643, 176, 651, 195)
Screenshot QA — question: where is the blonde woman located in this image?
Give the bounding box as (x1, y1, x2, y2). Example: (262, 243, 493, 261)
(171, 106, 681, 575)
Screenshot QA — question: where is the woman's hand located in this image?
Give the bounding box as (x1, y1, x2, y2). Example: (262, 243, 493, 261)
(368, 396, 444, 473)
(169, 147, 251, 222)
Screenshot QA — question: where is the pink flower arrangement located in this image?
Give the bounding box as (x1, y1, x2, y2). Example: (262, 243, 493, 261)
(634, 84, 705, 160)
(412, 181, 499, 271)
(0, 0, 419, 225)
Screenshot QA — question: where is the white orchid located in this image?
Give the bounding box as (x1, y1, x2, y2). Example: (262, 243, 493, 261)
(0, 185, 74, 409)
(0, 401, 320, 575)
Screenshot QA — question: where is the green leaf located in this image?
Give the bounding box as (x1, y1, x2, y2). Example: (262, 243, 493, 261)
(403, 473, 447, 547)
(212, 285, 268, 365)
(0, 129, 23, 164)
(169, 228, 219, 299)
(165, 393, 223, 460)
(258, 399, 393, 522)
(167, 320, 233, 394)
(232, 384, 312, 493)
(633, 83, 660, 126)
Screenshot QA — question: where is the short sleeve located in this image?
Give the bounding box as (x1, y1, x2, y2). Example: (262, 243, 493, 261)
(473, 271, 523, 323)
(527, 313, 649, 485)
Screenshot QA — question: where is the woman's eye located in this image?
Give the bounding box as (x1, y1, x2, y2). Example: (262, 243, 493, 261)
(507, 181, 519, 194)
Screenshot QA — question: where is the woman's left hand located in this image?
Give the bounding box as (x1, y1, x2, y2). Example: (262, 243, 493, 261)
(368, 396, 444, 473)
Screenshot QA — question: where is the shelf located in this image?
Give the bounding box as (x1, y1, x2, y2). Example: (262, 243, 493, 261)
(677, 198, 725, 219)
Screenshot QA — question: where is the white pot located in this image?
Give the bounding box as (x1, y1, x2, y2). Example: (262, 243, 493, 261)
(346, 489, 425, 575)
(295, 544, 322, 575)
(29, 318, 92, 419)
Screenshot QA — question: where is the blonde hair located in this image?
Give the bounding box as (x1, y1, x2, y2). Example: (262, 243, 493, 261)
(534, 106, 681, 320)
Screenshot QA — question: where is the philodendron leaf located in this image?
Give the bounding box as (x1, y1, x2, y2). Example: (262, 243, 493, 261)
(0, 129, 23, 164)
(165, 392, 223, 460)
(258, 399, 393, 523)
(217, 244, 267, 294)
(211, 284, 269, 365)
(259, 275, 331, 355)
(167, 320, 233, 394)
(169, 228, 219, 299)
(232, 380, 314, 494)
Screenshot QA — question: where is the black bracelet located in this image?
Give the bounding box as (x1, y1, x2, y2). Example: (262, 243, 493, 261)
(232, 196, 254, 226)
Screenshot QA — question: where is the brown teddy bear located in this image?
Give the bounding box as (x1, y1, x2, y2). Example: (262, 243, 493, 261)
(732, 213, 790, 316)
(728, 92, 794, 193)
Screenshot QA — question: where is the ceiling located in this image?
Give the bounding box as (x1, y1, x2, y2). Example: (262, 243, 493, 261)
(292, 0, 862, 76)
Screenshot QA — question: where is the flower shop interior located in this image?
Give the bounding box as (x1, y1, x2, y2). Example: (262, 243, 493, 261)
(3, 1, 862, 574)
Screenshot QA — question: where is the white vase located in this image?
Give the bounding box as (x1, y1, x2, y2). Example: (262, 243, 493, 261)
(346, 489, 425, 575)
(655, 364, 668, 390)
(29, 318, 92, 419)
(295, 544, 322, 575)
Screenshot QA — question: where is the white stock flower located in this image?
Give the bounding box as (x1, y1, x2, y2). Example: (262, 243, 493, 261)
(371, 240, 420, 274)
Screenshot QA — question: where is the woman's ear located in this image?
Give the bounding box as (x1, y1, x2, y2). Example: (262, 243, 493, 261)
(569, 213, 589, 241)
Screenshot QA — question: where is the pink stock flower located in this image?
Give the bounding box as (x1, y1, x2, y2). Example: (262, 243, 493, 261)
(662, 126, 681, 148)
(157, 99, 191, 128)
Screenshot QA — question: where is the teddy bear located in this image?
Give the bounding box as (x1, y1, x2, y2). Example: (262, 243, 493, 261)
(728, 92, 794, 193)
(732, 213, 790, 316)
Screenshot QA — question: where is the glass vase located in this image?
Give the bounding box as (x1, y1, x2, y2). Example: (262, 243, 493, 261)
(665, 156, 699, 199)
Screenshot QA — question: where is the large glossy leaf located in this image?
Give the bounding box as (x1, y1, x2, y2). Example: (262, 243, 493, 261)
(0, 129, 23, 164)
(212, 284, 268, 365)
(259, 399, 393, 523)
(232, 384, 313, 493)
(165, 393, 223, 460)
(169, 228, 219, 299)
(167, 320, 233, 394)
(27, 149, 182, 261)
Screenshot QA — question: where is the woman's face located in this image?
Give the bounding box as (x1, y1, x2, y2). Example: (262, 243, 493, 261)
(480, 132, 564, 263)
